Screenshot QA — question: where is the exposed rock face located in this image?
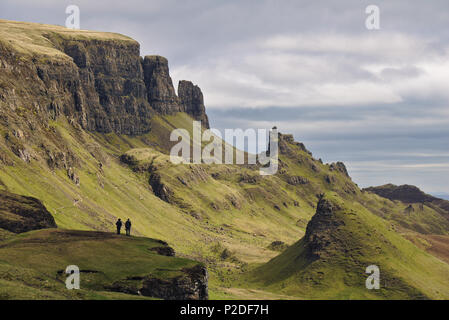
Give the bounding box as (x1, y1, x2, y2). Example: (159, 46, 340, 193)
(0, 190, 57, 233)
(287, 175, 309, 185)
(267, 240, 288, 252)
(142, 55, 181, 114)
(329, 162, 349, 177)
(109, 264, 209, 300)
(39, 37, 152, 135)
(278, 133, 312, 157)
(67, 167, 80, 186)
(140, 265, 208, 300)
(0, 27, 210, 138)
(304, 197, 344, 259)
(178, 80, 210, 128)
(149, 173, 174, 203)
(149, 246, 176, 256)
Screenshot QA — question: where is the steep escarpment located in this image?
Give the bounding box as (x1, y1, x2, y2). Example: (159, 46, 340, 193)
(178, 80, 210, 128)
(0, 19, 209, 137)
(142, 55, 180, 115)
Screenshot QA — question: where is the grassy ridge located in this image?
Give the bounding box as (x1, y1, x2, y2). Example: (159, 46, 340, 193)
(250, 193, 449, 299)
(0, 229, 199, 299)
(1, 113, 449, 299)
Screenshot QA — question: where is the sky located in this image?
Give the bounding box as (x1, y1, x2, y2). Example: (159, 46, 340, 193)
(1, 0, 449, 195)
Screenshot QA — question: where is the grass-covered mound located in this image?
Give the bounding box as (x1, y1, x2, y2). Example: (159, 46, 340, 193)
(0, 229, 205, 300)
(250, 194, 449, 299)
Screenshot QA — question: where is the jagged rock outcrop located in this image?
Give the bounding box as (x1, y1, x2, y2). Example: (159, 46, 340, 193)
(108, 264, 208, 300)
(0, 190, 57, 233)
(303, 196, 344, 259)
(140, 265, 208, 300)
(143, 55, 181, 114)
(178, 80, 210, 128)
(329, 162, 349, 177)
(278, 133, 312, 157)
(286, 175, 309, 185)
(0, 21, 210, 138)
(149, 172, 174, 203)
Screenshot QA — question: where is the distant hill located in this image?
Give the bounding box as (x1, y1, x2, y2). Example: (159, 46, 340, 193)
(364, 184, 443, 204)
(363, 184, 449, 233)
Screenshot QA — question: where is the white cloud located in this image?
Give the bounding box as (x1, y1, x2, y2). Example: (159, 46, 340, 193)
(172, 32, 449, 110)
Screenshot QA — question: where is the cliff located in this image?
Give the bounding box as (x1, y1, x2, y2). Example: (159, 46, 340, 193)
(178, 80, 210, 128)
(0, 19, 209, 138)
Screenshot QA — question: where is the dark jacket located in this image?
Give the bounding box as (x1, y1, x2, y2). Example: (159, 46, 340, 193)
(125, 220, 131, 229)
(116, 220, 122, 228)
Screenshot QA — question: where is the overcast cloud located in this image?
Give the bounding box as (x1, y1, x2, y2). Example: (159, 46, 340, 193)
(1, 0, 448, 195)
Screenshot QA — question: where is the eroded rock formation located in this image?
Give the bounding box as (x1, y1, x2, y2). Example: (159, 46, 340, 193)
(0, 190, 57, 233)
(178, 80, 210, 128)
(0, 34, 209, 136)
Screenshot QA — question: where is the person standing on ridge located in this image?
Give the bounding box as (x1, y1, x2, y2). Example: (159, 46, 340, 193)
(116, 218, 122, 235)
(125, 218, 132, 236)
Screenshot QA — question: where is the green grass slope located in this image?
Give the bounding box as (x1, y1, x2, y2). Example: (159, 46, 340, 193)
(1, 113, 448, 299)
(250, 193, 449, 299)
(0, 19, 135, 59)
(0, 20, 448, 299)
(0, 229, 201, 300)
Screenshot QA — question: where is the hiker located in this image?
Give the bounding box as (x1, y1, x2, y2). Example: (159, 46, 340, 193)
(125, 218, 132, 236)
(116, 218, 122, 235)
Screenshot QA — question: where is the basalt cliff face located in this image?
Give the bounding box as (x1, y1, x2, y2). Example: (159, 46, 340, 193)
(0, 20, 209, 139)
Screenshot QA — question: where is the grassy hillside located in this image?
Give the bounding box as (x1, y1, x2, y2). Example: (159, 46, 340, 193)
(1, 113, 448, 299)
(0, 229, 202, 300)
(1, 20, 448, 300)
(250, 194, 449, 299)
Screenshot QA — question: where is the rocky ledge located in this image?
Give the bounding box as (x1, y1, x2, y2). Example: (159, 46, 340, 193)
(107, 264, 209, 300)
(0, 190, 57, 233)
